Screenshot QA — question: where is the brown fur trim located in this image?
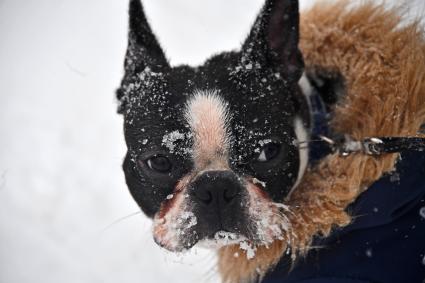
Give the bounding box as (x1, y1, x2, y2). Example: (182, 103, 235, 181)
(218, 1, 425, 282)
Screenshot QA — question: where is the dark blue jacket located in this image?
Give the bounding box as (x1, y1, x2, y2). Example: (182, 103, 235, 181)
(262, 151, 425, 283)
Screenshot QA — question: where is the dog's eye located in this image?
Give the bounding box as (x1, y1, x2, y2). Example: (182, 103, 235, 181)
(257, 143, 281, 162)
(145, 155, 172, 173)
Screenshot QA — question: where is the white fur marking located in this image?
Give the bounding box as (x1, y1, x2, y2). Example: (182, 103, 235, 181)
(185, 90, 231, 170)
(291, 117, 309, 192)
(298, 73, 313, 99)
(289, 73, 313, 193)
(299, 73, 313, 125)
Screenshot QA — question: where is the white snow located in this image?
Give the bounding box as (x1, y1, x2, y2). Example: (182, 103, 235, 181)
(365, 248, 373, 258)
(179, 212, 198, 229)
(239, 241, 257, 260)
(197, 231, 247, 249)
(419, 206, 425, 219)
(252, 178, 267, 188)
(162, 130, 186, 153)
(214, 231, 238, 241)
(258, 139, 273, 146)
(0, 0, 423, 283)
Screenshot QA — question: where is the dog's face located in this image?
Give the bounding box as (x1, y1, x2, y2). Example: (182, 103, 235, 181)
(117, 0, 308, 251)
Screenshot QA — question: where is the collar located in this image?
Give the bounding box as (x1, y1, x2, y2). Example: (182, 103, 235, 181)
(302, 75, 425, 160)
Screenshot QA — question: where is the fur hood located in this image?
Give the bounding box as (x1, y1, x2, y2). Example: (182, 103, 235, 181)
(218, 1, 425, 282)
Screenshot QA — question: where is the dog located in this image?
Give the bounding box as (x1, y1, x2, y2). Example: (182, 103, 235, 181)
(116, 0, 311, 253)
(116, 0, 425, 282)
(117, 0, 310, 254)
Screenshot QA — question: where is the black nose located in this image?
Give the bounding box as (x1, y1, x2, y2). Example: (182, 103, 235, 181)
(191, 170, 242, 206)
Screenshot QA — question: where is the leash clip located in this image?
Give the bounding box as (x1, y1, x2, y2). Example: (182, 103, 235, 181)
(315, 135, 425, 157)
(319, 135, 384, 156)
(319, 134, 363, 156)
(339, 135, 364, 156)
(362, 137, 384, 155)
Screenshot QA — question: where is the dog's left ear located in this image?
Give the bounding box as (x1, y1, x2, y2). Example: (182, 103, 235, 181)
(242, 0, 304, 82)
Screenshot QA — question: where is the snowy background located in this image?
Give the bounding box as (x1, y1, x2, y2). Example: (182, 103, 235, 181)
(0, 0, 423, 283)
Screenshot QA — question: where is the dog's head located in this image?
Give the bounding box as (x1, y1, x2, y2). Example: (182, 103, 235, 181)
(117, 0, 309, 252)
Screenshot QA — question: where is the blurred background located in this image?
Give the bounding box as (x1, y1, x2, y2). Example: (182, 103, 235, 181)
(0, 0, 423, 282)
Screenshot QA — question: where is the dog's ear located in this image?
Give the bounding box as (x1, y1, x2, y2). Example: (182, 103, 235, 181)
(125, 0, 169, 74)
(117, 0, 169, 114)
(242, 0, 303, 82)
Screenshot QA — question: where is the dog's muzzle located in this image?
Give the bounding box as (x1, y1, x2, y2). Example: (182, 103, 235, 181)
(189, 170, 249, 239)
(153, 168, 290, 252)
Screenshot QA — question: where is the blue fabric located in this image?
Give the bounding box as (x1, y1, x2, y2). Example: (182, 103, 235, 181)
(262, 151, 425, 283)
(308, 87, 333, 162)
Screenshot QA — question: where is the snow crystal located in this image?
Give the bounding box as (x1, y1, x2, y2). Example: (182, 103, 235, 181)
(137, 66, 163, 81)
(419, 206, 425, 219)
(252, 178, 266, 188)
(233, 252, 239, 258)
(141, 139, 148, 145)
(422, 255, 425, 266)
(373, 207, 379, 213)
(179, 212, 197, 229)
(162, 130, 186, 153)
(258, 139, 272, 146)
(166, 194, 174, 200)
(214, 231, 238, 242)
(239, 241, 256, 260)
(196, 231, 246, 249)
(365, 248, 373, 258)
(390, 172, 400, 183)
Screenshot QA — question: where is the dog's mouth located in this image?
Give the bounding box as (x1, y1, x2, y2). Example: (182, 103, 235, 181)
(197, 231, 248, 248)
(152, 208, 249, 252)
(152, 174, 292, 254)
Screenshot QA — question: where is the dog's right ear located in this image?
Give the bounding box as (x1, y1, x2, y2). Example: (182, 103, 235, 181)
(117, 0, 169, 114)
(125, 0, 169, 73)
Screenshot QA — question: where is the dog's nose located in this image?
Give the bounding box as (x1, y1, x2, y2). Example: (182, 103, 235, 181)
(191, 170, 242, 206)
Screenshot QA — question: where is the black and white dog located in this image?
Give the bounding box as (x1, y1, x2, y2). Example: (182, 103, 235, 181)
(116, 0, 312, 252)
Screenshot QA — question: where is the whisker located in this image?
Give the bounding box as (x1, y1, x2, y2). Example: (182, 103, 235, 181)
(270, 202, 293, 214)
(101, 211, 143, 233)
(296, 139, 324, 145)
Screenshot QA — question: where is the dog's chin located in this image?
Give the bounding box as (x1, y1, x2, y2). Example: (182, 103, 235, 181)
(154, 223, 287, 254)
(152, 228, 197, 252)
(153, 230, 247, 252)
(195, 231, 248, 250)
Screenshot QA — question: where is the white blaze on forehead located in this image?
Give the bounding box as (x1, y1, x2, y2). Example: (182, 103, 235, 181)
(185, 90, 231, 169)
